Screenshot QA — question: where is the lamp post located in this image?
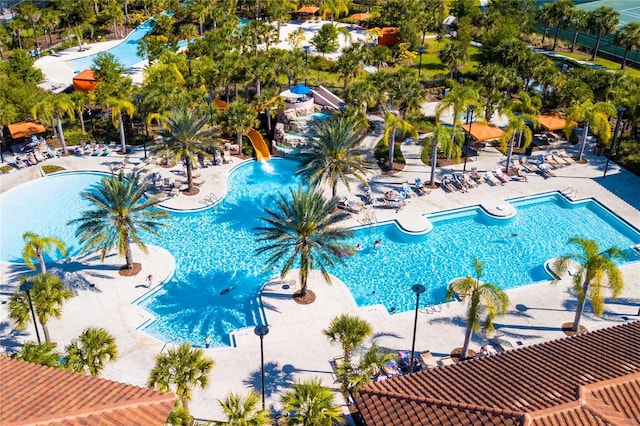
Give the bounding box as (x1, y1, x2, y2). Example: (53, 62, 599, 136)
(409, 284, 425, 375)
(603, 106, 625, 179)
(134, 94, 147, 158)
(254, 325, 269, 410)
(204, 94, 215, 125)
(20, 282, 41, 344)
(303, 45, 310, 86)
(417, 45, 425, 78)
(462, 104, 476, 172)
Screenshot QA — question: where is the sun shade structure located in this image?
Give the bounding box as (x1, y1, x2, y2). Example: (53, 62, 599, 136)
(349, 12, 372, 20)
(8, 122, 46, 139)
(72, 69, 97, 92)
(290, 84, 311, 95)
(378, 27, 399, 46)
(0, 357, 177, 425)
(355, 321, 640, 426)
(298, 5, 320, 13)
(461, 122, 505, 141)
(535, 114, 574, 131)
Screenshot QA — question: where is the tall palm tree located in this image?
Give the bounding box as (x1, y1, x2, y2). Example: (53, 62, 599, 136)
(445, 257, 510, 360)
(296, 117, 369, 199)
(22, 232, 67, 274)
(68, 171, 170, 270)
(552, 238, 626, 332)
(564, 100, 616, 161)
(614, 22, 640, 70)
(32, 94, 75, 155)
(280, 378, 343, 425)
(347, 342, 396, 392)
(253, 93, 284, 134)
(255, 186, 353, 298)
(152, 108, 217, 193)
(219, 101, 258, 159)
(70, 91, 92, 134)
(16, 341, 61, 367)
(105, 97, 135, 153)
(422, 125, 463, 187)
(148, 343, 214, 412)
(500, 111, 537, 173)
(550, 0, 574, 51)
(435, 83, 480, 128)
(64, 327, 118, 377)
(323, 314, 372, 390)
(587, 6, 620, 61)
(383, 112, 417, 171)
(218, 391, 272, 425)
(9, 273, 74, 344)
(569, 9, 588, 53)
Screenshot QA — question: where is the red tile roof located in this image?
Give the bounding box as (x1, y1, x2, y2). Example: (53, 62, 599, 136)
(0, 357, 177, 425)
(355, 321, 640, 426)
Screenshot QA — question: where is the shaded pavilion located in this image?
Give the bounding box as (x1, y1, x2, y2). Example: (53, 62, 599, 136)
(535, 114, 574, 131)
(461, 122, 505, 142)
(298, 5, 320, 16)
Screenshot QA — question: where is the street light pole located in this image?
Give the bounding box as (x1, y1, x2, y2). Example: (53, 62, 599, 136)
(417, 45, 425, 78)
(463, 105, 476, 172)
(604, 106, 625, 178)
(20, 282, 41, 344)
(254, 325, 269, 410)
(409, 284, 426, 375)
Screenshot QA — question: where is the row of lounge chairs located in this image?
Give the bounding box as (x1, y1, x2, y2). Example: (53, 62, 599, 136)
(74, 141, 114, 156)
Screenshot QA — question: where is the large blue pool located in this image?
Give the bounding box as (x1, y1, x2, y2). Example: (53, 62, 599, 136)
(1, 159, 638, 347)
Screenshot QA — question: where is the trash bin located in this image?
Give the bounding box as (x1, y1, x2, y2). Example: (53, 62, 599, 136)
(525, 144, 534, 156)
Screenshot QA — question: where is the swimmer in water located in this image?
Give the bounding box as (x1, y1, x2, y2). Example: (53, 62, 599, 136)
(220, 287, 232, 295)
(354, 243, 364, 251)
(374, 240, 382, 249)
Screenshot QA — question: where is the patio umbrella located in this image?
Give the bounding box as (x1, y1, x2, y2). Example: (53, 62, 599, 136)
(349, 13, 372, 21)
(290, 84, 311, 95)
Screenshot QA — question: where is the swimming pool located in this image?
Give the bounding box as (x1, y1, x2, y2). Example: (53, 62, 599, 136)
(1, 161, 638, 347)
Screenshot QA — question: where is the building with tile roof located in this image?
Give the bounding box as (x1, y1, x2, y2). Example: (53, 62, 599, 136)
(0, 357, 177, 425)
(355, 321, 640, 425)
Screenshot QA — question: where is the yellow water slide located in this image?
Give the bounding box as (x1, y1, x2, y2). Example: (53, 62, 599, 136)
(211, 99, 271, 161)
(247, 128, 271, 161)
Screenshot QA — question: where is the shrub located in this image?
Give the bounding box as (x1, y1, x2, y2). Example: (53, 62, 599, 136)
(42, 165, 65, 174)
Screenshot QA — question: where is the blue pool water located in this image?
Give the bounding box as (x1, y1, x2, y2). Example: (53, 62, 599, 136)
(1, 161, 639, 347)
(299, 112, 332, 121)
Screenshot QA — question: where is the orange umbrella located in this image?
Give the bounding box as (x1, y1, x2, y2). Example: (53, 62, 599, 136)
(298, 6, 319, 13)
(461, 123, 504, 142)
(349, 12, 372, 21)
(535, 114, 575, 131)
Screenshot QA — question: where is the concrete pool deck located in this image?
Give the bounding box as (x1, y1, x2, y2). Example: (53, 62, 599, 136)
(1, 138, 640, 423)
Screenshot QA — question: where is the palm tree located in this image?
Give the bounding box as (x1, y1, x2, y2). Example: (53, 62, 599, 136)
(218, 391, 272, 425)
(152, 108, 217, 193)
(68, 171, 170, 270)
(219, 101, 257, 159)
(323, 314, 372, 390)
(280, 378, 343, 425)
(614, 22, 640, 70)
(500, 111, 537, 173)
(445, 257, 510, 360)
(32, 94, 75, 155)
(435, 83, 480, 128)
(9, 273, 74, 344)
(346, 342, 396, 392)
(383, 112, 417, 171)
(550, 0, 574, 51)
(70, 91, 92, 134)
(148, 343, 214, 412)
(569, 9, 588, 53)
(296, 117, 369, 199)
(552, 238, 626, 332)
(422, 125, 463, 187)
(64, 327, 118, 377)
(587, 6, 619, 61)
(255, 186, 353, 298)
(564, 100, 616, 161)
(22, 232, 67, 274)
(320, 0, 349, 21)
(15, 341, 61, 367)
(105, 97, 135, 153)
(536, 3, 555, 46)
(253, 93, 284, 134)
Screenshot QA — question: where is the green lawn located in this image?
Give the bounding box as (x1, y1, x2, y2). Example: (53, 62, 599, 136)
(558, 52, 640, 78)
(414, 40, 480, 78)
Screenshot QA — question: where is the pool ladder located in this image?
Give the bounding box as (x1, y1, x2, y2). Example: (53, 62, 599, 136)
(561, 187, 577, 198)
(201, 192, 219, 205)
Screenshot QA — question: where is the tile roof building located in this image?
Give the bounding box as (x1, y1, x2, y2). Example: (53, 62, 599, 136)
(0, 357, 177, 425)
(355, 321, 640, 425)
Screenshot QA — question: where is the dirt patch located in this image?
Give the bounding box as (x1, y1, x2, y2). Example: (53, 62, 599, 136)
(561, 322, 587, 336)
(116, 149, 132, 155)
(293, 289, 316, 305)
(379, 161, 406, 175)
(119, 262, 142, 276)
(183, 187, 199, 196)
(450, 347, 477, 361)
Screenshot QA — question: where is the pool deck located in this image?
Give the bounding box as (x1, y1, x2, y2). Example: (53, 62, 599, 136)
(1, 136, 640, 423)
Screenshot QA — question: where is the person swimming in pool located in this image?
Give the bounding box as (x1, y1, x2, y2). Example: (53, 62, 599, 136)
(354, 243, 364, 251)
(374, 240, 382, 249)
(220, 287, 232, 295)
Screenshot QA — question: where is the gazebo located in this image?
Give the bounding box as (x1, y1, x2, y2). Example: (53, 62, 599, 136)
(298, 6, 320, 15)
(72, 69, 97, 92)
(8, 122, 46, 140)
(461, 123, 504, 142)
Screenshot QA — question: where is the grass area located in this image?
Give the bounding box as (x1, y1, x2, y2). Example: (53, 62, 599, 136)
(42, 165, 66, 174)
(559, 52, 640, 78)
(415, 40, 481, 78)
